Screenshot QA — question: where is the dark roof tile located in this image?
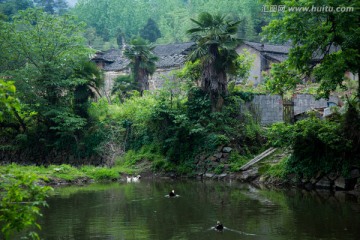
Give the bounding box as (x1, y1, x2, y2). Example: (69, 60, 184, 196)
(244, 41, 291, 54)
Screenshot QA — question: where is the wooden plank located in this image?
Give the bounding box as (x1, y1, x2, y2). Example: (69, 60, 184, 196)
(240, 147, 277, 171)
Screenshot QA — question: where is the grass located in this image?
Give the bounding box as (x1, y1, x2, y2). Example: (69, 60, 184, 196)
(0, 163, 125, 183)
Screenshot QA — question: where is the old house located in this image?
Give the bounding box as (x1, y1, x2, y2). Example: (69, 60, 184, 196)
(236, 41, 291, 85)
(92, 42, 195, 97)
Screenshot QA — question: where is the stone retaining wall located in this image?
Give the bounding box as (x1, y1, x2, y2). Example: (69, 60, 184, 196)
(245, 94, 340, 125)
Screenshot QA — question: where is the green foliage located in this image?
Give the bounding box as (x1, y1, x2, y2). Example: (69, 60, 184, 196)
(263, 156, 288, 178)
(264, 60, 302, 98)
(124, 37, 158, 94)
(0, 79, 20, 122)
(73, 0, 268, 47)
(0, 172, 52, 240)
(187, 12, 241, 112)
(0, 0, 33, 19)
(112, 75, 137, 102)
(0, 9, 110, 161)
(140, 18, 161, 43)
(117, 144, 164, 166)
(80, 166, 119, 181)
(50, 164, 85, 181)
(228, 151, 251, 172)
(268, 116, 357, 178)
(263, 0, 360, 99)
(266, 123, 294, 147)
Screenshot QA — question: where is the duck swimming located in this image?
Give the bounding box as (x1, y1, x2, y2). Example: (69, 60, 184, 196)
(215, 221, 224, 231)
(169, 190, 176, 197)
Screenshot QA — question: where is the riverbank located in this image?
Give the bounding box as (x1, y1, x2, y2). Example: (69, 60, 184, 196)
(1, 149, 360, 197)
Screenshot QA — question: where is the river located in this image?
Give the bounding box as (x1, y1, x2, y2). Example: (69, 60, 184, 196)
(33, 179, 360, 239)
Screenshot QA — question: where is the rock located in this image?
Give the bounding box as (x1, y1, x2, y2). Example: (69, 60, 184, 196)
(204, 173, 215, 178)
(208, 156, 217, 161)
(213, 153, 223, 159)
(238, 167, 259, 181)
(335, 177, 357, 190)
(350, 169, 360, 179)
(222, 147, 232, 153)
(217, 173, 227, 179)
(315, 177, 332, 189)
(222, 153, 229, 159)
(335, 176, 346, 189)
(200, 155, 207, 161)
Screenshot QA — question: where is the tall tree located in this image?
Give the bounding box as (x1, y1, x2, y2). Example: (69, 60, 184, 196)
(0, 8, 92, 143)
(140, 18, 161, 43)
(262, 0, 360, 99)
(124, 37, 158, 95)
(187, 12, 241, 112)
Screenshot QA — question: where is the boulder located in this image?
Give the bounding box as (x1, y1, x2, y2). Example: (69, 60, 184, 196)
(238, 167, 259, 181)
(335, 177, 357, 190)
(335, 176, 346, 189)
(213, 153, 223, 159)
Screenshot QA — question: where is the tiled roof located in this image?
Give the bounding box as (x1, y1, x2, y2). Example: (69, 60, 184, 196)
(93, 49, 123, 62)
(93, 42, 195, 71)
(244, 41, 291, 54)
(153, 42, 195, 56)
(263, 53, 288, 62)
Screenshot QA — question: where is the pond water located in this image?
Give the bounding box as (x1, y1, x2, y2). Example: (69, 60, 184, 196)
(34, 180, 360, 240)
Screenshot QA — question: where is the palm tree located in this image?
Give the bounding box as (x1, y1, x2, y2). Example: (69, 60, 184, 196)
(124, 37, 158, 95)
(73, 60, 104, 118)
(187, 12, 241, 112)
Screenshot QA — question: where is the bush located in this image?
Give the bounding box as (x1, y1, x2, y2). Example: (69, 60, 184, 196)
(0, 173, 52, 240)
(286, 117, 351, 177)
(266, 122, 294, 147)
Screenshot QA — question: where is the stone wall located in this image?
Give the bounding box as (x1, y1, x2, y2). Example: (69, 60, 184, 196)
(293, 94, 339, 115)
(250, 95, 283, 125)
(245, 94, 340, 125)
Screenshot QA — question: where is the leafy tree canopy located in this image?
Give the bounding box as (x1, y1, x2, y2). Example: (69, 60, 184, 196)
(124, 37, 158, 95)
(0, 8, 94, 147)
(262, 0, 360, 99)
(187, 12, 241, 112)
(140, 18, 161, 43)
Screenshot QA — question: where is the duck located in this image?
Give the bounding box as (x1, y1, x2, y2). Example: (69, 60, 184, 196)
(169, 189, 176, 197)
(132, 175, 141, 182)
(215, 221, 224, 231)
(126, 175, 141, 183)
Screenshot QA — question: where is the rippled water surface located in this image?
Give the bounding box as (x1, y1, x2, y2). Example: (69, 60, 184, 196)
(34, 180, 360, 240)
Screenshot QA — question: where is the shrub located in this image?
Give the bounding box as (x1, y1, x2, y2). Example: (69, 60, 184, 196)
(0, 173, 52, 240)
(287, 117, 351, 177)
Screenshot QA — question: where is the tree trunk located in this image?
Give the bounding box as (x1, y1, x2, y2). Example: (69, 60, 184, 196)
(134, 60, 149, 96)
(201, 60, 227, 112)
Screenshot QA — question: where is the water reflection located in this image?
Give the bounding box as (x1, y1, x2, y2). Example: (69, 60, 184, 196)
(30, 180, 360, 240)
